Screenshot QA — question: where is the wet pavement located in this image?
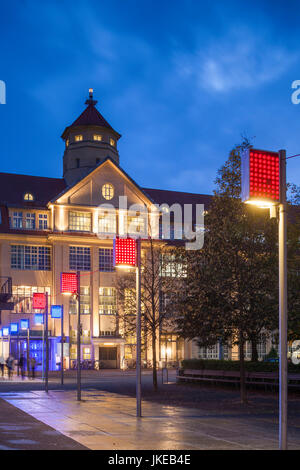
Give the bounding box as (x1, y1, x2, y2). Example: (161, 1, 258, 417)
(0, 397, 87, 450)
(1, 388, 300, 450)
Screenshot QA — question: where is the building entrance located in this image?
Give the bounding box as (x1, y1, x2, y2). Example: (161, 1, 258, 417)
(99, 346, 117, 368)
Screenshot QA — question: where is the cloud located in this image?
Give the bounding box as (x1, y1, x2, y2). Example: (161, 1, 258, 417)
(174, 28, 298, 93)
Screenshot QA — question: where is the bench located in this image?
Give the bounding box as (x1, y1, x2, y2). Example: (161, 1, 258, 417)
(176, 369, 300, 390)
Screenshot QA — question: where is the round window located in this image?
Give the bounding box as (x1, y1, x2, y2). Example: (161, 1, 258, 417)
(102, 183, 114, 200)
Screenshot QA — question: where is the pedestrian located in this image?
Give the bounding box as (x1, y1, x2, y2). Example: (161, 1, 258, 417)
(0, 355, 5, 377)
(30, 356, 36, 379)
(6, 355, 14, 379)
(19, 354, 25, 380)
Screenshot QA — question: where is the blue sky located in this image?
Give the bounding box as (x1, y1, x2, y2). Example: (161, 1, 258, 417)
(1, 0, 300, 194)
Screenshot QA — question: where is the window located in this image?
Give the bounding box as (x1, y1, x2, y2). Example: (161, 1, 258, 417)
(198, 344, 219, 360)
(110, 138, 115, 147)
(38, 214, 48, 230)
(98, 212, 116, 234)
(25, 213, 35, 230)
(11, 212, 23, 229)
(83, 347, 91, 360)
(69, 246, 91, 271)
(69, 286, 90, 314)
(75, 135, 83, 142)
(159, 291, 169, 314)
(102, 183, 114, 200)
(69, 211, 91, 232)
(160, 254, 187, 278)
(66, 139, 69, 147)
(99, 287, 116, 315)
(24, 193, 34, 201)
(12, 286, 50, 313)
(124, 288, 136, 315)
(99, 248, 114, 272)
(127, 214, 146, 235)
(11, 245, 51, 270)
(76, 158, 80, 168)
(93, 134, 102, 141)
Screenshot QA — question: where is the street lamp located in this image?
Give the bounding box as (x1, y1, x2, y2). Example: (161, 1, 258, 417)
(114, 237, 142, 417)
(61, 272, 81, 400)
(33, 292, 49, 391)
(20, 319, 30, 377)
(51, 305, 64, 385)
(241, 147, 287, 450)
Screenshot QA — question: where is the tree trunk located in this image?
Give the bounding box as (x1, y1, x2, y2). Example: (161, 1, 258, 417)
(152, 331, 158, 391)
(239, 333, 247, 404)
(251, 338, 259, 362)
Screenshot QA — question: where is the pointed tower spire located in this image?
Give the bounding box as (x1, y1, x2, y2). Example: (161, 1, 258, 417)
(61, 90, 121, 185)
(85, 88, 98, 106)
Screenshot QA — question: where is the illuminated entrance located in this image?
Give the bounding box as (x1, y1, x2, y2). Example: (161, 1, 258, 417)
(160, 334, 184, 367)
(99, 346, 118, 368)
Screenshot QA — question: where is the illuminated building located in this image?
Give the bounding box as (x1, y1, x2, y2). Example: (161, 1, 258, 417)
(0, 90, 212, 370)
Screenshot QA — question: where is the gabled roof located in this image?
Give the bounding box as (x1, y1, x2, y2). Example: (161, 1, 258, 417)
(0, 169, 213, 210)
(51, 157, 154, 206)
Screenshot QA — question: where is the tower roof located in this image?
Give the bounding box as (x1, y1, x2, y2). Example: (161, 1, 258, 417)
(61, 89, 121, 139)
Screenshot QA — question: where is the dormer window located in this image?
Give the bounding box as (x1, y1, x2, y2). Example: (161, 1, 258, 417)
(75, 135, 83, 142)
(109, 138, 115, 147)
(93, 134, 102, 141)
(24, 193, 34, 201)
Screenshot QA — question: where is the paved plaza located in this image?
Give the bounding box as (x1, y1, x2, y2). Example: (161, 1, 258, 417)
(1, 387, 300, 450)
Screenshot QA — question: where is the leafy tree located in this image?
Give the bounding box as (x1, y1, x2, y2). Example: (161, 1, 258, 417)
(176, 139, 281, 403)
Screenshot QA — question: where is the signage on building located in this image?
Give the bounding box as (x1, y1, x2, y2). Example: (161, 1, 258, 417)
(20, 319, 29, 330)
(10, 323, 19, 334)
(33, 293, 46, 309)
(113, 238, 137, 267)
(51, 305, 63, 319)
(241, 148, 280, 206)
(61, 272, 78, 294)
(34, 314, 44, 325)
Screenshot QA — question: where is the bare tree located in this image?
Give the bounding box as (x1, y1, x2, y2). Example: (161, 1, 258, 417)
(115, 236, 184, 390)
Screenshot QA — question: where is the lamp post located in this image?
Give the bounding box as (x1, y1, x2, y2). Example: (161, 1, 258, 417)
(45, 292, 49, 393)
(241, 147, 288, 450)
(77, 271, 81, 401)
(114, 237, 142, 417)
(61, 272, 81, 400)
(278, 149, 288, 450)
(50, 305, 64, 385)
(33, 292, 48, 390)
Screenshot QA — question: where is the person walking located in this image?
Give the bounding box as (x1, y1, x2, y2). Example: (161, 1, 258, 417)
(30, 356, 36, 380)
(6, 355, 14, 379)
(19, 354, 25, 380)
(0, 355, 5, 377)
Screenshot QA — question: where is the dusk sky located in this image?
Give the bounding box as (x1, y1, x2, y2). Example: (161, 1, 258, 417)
(1, 0, 300, 194)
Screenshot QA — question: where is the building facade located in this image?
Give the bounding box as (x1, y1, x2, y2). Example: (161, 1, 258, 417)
(0, 90, 215, 370)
